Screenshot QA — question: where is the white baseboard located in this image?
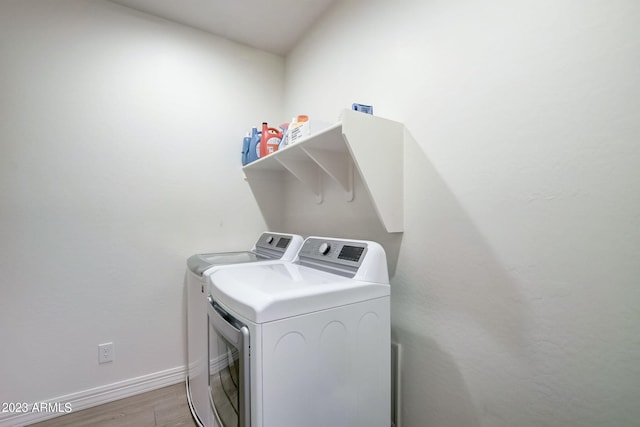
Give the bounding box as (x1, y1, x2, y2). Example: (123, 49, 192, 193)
(0, 365, 187, 427)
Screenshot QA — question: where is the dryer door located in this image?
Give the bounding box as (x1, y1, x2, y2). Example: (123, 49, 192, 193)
(208, 298, 250, 427)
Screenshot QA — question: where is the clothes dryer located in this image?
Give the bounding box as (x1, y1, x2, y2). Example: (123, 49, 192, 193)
(185, 232, 303, 427)
(206, 236, 390, 427)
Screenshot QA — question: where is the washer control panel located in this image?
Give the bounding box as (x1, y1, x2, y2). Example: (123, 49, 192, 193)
(254, 233, 294, 258)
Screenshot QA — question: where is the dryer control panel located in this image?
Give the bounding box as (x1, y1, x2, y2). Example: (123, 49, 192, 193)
(296, 237, 368, 278)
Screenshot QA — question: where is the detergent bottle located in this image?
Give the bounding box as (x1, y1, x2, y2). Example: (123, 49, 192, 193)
(241, 131, 251, 165)
(259, 122, 283, 158)
(245, 127, 261, 165)
(287, 115, 310, 145)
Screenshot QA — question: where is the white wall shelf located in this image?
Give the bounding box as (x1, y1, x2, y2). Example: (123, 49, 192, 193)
(243, 109, 405, 233)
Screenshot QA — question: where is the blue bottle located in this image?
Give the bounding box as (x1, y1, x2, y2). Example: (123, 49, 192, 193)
(241, 132, 251, 165)
(244, 127, 261, 165)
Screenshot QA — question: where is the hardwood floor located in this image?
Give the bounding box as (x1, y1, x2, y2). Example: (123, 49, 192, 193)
(29, 382, 198, 427)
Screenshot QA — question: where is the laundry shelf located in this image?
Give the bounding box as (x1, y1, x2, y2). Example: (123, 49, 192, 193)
(243, 109, 404, 233)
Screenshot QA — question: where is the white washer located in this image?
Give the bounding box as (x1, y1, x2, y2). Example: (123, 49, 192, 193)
(185, 232, 303, 427)
(207, 236, 391, 427)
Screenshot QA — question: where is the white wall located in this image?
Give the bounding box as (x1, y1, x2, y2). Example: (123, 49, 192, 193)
(2, 1, 639, 426)
(0, 0, 279, 413)
(285, 0, 640, 426)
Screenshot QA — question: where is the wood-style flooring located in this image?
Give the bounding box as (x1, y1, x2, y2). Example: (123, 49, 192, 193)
(28, 382, 198, 427)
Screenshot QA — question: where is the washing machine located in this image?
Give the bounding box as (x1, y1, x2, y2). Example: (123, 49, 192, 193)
(185, 232, 303, 427)
(206, 236, 391, 427)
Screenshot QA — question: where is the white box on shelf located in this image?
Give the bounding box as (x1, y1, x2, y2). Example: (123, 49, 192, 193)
(288, 120, 331, 145)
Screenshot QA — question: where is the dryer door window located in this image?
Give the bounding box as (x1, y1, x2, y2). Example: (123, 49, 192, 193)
(208, 299, 250, 427)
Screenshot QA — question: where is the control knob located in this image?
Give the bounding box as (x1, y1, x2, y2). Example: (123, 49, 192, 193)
(318, 242, 331, 255)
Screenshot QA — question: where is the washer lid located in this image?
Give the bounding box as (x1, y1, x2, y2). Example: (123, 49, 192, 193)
(187, 251, 261, 276)
(208, 262, 390, 323)
(187, 232, 304, 276)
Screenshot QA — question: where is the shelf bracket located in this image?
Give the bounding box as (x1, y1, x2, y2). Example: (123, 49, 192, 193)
(275, 155, 323, 204)
(302, 147, 354, 202)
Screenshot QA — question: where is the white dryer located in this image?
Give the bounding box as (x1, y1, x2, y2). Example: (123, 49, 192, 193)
(185, 232, 303, 427)
(207, 236, 391, 427)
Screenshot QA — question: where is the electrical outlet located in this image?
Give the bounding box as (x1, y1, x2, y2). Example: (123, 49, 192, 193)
(98, 342, 114, 364)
